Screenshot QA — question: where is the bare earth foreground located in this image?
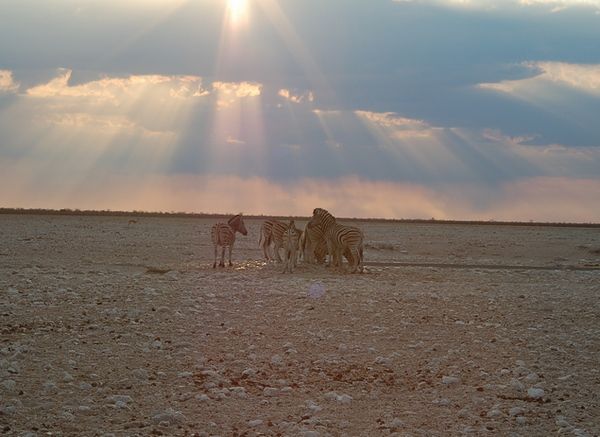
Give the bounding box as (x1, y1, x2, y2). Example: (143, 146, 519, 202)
(1, 215, 600, 436)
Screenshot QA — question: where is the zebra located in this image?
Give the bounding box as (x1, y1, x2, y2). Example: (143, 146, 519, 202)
(310, 208, 364, 273)
(259, 219, 296, 262)
(258, 220, 275, 260)
(282, 220, 301, 273)
(211, 213, 248, 268)
(300, 220, 327, 264)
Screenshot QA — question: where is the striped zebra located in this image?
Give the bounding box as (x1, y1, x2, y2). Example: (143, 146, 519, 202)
(310, 208, 364, 273)
(300, 220, 327, 264)
(258, 220, 275, 260)
(282, 220, 301, 273)
(211, 213, 248, 268)
(258, 219, 296, 262)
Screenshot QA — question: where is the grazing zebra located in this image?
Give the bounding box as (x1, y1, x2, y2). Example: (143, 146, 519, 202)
(301, 220, 327, 264)
(282, 220, 301, 273)
(211, 213, 248, 268)
(310, 208, 364, 273)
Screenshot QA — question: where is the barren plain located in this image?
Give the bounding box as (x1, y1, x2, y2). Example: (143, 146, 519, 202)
(1, 214, 600, 436)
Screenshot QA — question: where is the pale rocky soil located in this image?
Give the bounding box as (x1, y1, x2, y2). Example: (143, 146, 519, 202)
(1, 214, 599, 436)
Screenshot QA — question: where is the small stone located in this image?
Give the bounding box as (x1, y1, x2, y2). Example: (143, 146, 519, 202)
(442, 376, 460, 385)
(306, 400, 322, 413)
(132, 368, 149, 380)
(526, 388, 545, 400)
(516, 416, 527, 425)
(525, 372, 539, 383)
(263, 387, 279, 397)
(335, 395, 352, 405)
(152, 408, 186, 426)
(487, 408, 503, 418)
(510, 379, 525, 391)
(108, 395, 133, 404)
(374, 356, 391, 366)
(389, 417, 404, 430)
(178, 371, 193, 378)
(1, 380, 16, 392)
(195, 394, 210, 402)
(248, 419, 263, 427)
(509, 407, 525, 417)
(271, 355, 283, 366)
(63, 372, 74, 382)
(241, 368, 255, 378)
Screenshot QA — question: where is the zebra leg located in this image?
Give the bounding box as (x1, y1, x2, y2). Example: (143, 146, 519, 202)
(281, 250, 288, 273)
(228, 244, 233, 267)
(274, 242, 283, 263)
(219, 246, 226, 267)
(213, 244, 218, 268)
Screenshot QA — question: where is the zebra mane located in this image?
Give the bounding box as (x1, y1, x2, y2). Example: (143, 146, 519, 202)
(313, 208, 335, 221)
(228, 214, 242, 226)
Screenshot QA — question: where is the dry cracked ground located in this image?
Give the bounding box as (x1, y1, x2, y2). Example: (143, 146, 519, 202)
(1, 215, 600, 436)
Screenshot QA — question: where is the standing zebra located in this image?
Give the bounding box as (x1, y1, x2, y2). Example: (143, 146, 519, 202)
(258, 219, 295, 262)
(310, 208, 364, 273)
(301, 220, 327, 264)
(282, 220, 301, 273)
(211, 213, 248, 268)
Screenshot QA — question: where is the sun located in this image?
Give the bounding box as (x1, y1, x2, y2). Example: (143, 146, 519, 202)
(227, 0, 248, 25)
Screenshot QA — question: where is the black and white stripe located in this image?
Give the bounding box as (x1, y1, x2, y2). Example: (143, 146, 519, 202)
(301, 220, 327, 264)
(259, 219, 295, 262)
(211, 214, 248, 268)
(282, 220, 301, 273)
(310, 208, 364, 273)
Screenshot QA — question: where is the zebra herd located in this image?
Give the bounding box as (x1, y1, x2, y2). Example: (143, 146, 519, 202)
(211, 208, 364, 273)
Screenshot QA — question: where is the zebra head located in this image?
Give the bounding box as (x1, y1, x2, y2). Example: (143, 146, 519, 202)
(228, 213, 248, 236)
(311, 208, 335, 228)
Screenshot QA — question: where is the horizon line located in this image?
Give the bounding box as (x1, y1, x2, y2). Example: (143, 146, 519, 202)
(1, 207, 599, 228)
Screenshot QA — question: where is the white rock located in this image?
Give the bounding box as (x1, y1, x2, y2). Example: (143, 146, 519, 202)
(516, 416, 527, 425)
(152, 408, 186, 425)
(248, 419, 263, 427)
(195, 394, 210, 402)
(336, 394, 352, 404)
(374, 356, 391, 365)
(526, 388, 545, 399)
(441, 376, 460, 385)
(178, 371, 193, 378)
(389, 417, 404, 430)
(525, 372, 539, 382)
(241, 368, 255, 378)
(487, 408, 503, 418)
(509, 407, 525, 416)
(510, 379, 525, 391)
(306, 400, 322, 413)
(108, 395, 133, 404)
(132, 368, 149, 380)
(1, 379, 16, 392)
(263, 387, 279, 397)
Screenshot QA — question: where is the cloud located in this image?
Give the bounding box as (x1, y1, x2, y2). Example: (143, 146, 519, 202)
(479, 61, 600, 96)
(213, 81, 262, 108)
(0, 162, 598, 222)
(278, 88, 314, 104)
(395, 0, 600, 11)
(25, 69, 209, 103)
(0, 70, 19, 93)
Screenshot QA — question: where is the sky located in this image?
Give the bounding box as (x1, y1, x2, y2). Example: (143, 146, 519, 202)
(1, 0, 600, 221)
